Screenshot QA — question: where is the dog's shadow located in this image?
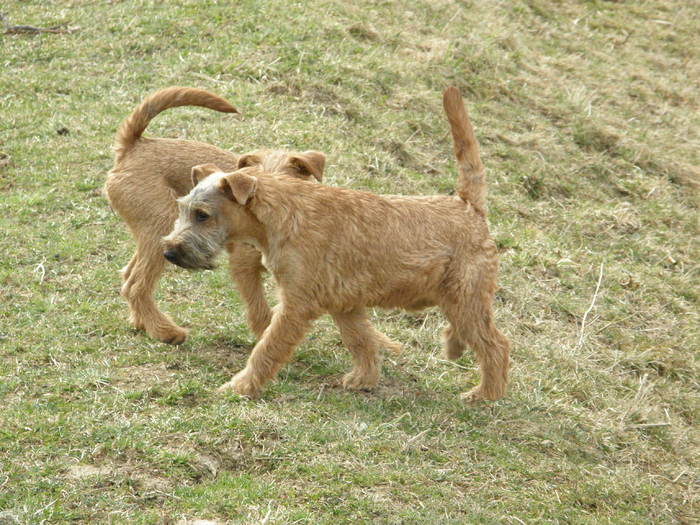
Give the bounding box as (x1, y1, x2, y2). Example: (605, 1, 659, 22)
(183, 333, 498, 425)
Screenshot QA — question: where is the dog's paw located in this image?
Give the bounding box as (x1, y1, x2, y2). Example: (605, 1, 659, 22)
(460, 388, 486, 403)
(128, 313, 145, 332)
(460, 385, 504, 403)
(384, 340, 403, 355)
(152, 325, 188, 345)
(342, 369, 379, 390)
(218, 369, 261, 398)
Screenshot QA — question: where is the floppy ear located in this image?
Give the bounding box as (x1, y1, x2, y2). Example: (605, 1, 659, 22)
(289, 151, 326, 182)
(191, 163, 221, 186)
(219, 172, 257, 205)
(237, 153, 262, 169)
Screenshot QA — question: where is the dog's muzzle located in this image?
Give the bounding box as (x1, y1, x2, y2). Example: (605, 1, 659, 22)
(163, 248, 187, 268)
(163, 246, 216, 270)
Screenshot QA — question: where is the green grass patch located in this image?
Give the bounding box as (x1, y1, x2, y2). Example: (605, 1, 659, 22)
(1, 0, 698, 523)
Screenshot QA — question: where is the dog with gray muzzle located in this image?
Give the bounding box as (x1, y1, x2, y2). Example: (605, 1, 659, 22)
(164, 87, 509, 401)
(105, 86, 326, 343)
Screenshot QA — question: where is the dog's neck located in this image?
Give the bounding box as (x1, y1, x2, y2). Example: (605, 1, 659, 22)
(228, 212, 268, 252)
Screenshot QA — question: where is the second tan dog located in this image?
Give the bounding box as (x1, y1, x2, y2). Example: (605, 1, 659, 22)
(105, 87, 326, 343)
(163, 87, 509, 401)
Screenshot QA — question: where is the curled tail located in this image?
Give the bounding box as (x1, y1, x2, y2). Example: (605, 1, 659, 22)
(113, 87, 238, 161)
(442, 86, 486, 215)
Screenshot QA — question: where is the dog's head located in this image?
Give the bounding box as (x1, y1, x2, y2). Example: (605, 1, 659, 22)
(163, 150, 325, 270)
(162, 164, 266, 270)
(237, 149, 325, 183)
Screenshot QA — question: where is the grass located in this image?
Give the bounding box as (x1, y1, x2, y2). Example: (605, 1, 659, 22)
(1, 0, 698, 523)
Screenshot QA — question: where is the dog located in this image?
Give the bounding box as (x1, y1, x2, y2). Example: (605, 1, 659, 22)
(163, 87, 509, 401)
(105, 87, 326, 344)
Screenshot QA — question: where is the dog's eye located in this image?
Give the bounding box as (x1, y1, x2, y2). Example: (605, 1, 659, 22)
(195, 210, 210, 222)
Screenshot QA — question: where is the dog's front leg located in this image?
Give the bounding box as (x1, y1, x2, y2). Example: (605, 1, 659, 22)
(227, 242, 273, 339)
(218, 304, 313, 397)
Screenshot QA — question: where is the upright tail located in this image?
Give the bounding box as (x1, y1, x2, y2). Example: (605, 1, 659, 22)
(113, 87, 238, 161)
(442, 86, 486, 215)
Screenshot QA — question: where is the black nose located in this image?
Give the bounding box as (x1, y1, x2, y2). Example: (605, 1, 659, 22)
(164, 250, 178, 263)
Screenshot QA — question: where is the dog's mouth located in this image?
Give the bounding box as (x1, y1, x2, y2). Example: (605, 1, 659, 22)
(163, 247, 218, 271)
(166, 256, 216, 271)
(162, 229, 226, 271)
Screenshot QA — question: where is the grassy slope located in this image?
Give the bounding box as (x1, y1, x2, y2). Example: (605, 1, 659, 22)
(1, 0, 698, 523)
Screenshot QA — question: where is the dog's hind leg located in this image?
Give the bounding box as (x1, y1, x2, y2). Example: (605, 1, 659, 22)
(117, 196, 186, 344)
(108, 175, 187, 344)
(463, 314, 509, 402)
(121, 233, 188, 344)
(372, 326, 403, 355)
(440, 257, 509, 401)
(441, 297, 509, 401)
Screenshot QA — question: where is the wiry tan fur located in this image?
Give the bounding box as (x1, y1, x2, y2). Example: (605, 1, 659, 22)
(164, 87, 509, 401)
(105, 87, 327, 344)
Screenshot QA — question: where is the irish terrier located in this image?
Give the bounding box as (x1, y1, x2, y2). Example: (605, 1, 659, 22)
(105, 87, 326, 344)
(163, 87, 509, 401)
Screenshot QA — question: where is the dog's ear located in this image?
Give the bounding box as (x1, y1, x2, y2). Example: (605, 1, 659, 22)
(191, 163, 221, 186)
(288, 151, 326, 182)
(219, 172, 257, 205)
(237, 153, 262, 169)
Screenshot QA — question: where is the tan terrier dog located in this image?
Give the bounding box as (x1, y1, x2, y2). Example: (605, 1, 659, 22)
(105, 87, 326, 344)
(163, 87, 509, 401)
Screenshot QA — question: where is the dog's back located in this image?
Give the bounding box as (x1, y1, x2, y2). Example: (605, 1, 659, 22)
(254, 176, 491, 311)
(113, 137, 240, 196)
